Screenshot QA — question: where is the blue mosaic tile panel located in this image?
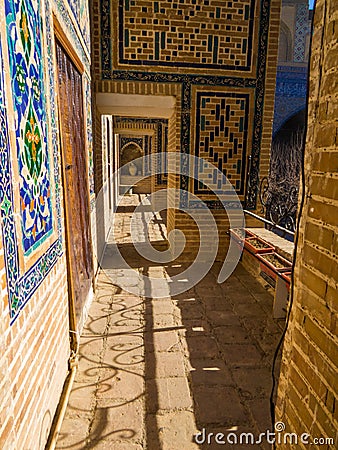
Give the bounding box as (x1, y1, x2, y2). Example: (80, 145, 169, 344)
(84, 75, 95, 203)
(273, 65, 308, 135)
(0, 0, 63, 323)
(195, 92, 249, 196)
(144, 135, 152, 176)
(120, 136, 144, 151)
(156, 121, 168, 185)
(57, 0, 90, 51)
(293, 3, 308, 62)
(101, 0, 111, 76)
(55, 0, 90, 67)
(118, 0, 255, 71)
(78, 0, 91, 50)
(5, 0, 53, 255)
(0, 37, 21, 314)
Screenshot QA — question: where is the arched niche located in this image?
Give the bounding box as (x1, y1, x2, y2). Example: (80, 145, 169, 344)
(278, 21, 293, 62)
(273, 109, 306, 146)
(120, 142, 143, 176)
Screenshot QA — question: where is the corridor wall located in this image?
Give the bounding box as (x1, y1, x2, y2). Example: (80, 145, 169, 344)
(0, 0, 93, 447)
(276, 0, 338, 443)
(92, 0, 282, 260)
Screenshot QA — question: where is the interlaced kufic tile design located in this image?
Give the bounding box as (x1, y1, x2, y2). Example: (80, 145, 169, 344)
(195, 91, 249, 195)
(119, 0, 255, 71)
(293, 3, 308, 62)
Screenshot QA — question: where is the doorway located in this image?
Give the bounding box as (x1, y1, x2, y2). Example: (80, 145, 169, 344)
(55, 37, 93, 332)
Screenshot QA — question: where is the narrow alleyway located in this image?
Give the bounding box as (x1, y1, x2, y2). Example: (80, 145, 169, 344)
(56, 195, 284, 450)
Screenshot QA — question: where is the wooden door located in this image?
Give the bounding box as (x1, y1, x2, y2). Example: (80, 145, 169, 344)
(55, 39, 93, 330)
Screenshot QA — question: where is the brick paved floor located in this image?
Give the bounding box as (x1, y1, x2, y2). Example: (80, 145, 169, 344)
(56, 195, 284, 450)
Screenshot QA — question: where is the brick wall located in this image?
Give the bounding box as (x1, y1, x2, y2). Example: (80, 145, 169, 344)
(0, 254, 70, 449)
(276, 0, 338, 446)
(92, 0, 281, 258)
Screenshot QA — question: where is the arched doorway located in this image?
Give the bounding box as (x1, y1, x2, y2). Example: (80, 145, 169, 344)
(120, 142, 143, 176)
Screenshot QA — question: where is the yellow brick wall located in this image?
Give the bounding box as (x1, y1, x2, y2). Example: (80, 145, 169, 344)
(92, 0, 281, 257)
(0, 254, 70, 449)
(276, 0, 338, 446)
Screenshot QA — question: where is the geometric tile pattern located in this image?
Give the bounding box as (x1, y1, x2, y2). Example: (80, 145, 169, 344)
(84, 75, 95, 206)
(156, 122, 168, 185)
(293, 3, 308, 62)
(5, 0, 53, 255)
(103, 0, 274, 210)
(65, 0, 90, 50)
(119, 0, 255, 71)
(195, 91, 249, 195)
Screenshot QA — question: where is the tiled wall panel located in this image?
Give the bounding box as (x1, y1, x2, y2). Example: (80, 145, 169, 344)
(118, 0, 255, 73)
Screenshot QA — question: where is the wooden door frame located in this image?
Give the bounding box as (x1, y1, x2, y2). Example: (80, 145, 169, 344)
(54, 16, 84, 73)
(54, 16, 94, 335)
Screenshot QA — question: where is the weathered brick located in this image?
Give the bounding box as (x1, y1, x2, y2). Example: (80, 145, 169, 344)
(314, 123, 337, 148)
(310, 175, 338, 202)
(324, 46, 338, 73)
(328, 0, 338, 16)
(307, 342, 337, 393)
(330, 18, 338, 40)
(297, 288, 332, 326)
(307, 198, 337, 227)
(286, 383, 314, 431)
(292, 347, 327, 401)
(277, 2, 338, 435)
(305, 221, 334, 252)
(325, 389, 336, 414)
(315, 399, 337, 439)
(304, 317, 337, 367)
(290, 323, 308, 351)
(303, 243, 332, 275)
(299, 265, 327, 298)
(289, 364, 308, 399)
(326, 97, 338, 120)
(325, 284, 338, 312)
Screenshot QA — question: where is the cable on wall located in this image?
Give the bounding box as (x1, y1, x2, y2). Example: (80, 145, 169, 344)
(269, 0, 320, 439)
